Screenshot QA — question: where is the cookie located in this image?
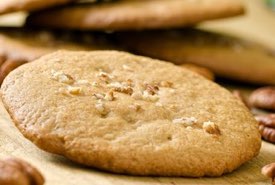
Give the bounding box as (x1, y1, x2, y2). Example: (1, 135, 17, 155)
(0, 0, 74, 15)
(1, 51, 261, 177)
(0, 28, 114, 83)
(0, 158, 44, 185)
(112, 28, 275, 85)
(26, 0, 244, 30)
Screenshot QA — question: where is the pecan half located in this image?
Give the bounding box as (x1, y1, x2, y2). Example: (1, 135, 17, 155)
(249, 87, 275, 111)
(259, 125, 275, 143)
(261, 163, 275, 185)
(0, 158, 44, 185)
(255, 114, 275, 129)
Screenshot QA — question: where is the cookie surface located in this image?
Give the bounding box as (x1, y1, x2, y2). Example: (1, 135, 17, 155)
(1, 51, 261, 177)
(0, 0, 74, 15)
(26, 0, 244, 30)
(113, 28, 275, 85)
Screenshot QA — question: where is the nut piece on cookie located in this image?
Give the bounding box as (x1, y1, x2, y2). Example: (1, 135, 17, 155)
(104, 90, 115, 101)
(249, 87, 275, 111)
(96, 71, 114, 83)
(76, 79, 90, 85)
(107, 82, 133, 95)
(95, 100, 108, 115)
(129, 103, 142, 112)
(142, 90, 159, 102)
(173, 117, 197, 127)
(203, 121, 221, 135)
(51, 70, 74, 84)
(145, 83, 159, 95)
(159, 81, 173, 88)
(67, 86, 82, 95)
(0, 158, 44, 185)
(261, 163, 275, 185)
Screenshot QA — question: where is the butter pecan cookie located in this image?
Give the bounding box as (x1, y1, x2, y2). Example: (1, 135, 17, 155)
(26, 0, 244, 30)
(1, 51, 261, 177)
(113, 28, 275, 85)
(0, 28, 113, 83)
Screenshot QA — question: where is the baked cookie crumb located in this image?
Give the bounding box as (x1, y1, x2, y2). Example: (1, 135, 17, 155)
(203, 121, 221, 135)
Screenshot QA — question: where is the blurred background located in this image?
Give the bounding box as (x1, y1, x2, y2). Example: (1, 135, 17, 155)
(0, 0, 274, 47)
(0, 0, 275, 184)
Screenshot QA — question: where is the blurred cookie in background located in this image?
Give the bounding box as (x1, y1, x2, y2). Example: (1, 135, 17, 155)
(0, 0, 75, 15)
(26, 0, 244, 31)
(0, 27, 115, 84)
(180, 64, 215, 81)
(112, 28, 275, 85)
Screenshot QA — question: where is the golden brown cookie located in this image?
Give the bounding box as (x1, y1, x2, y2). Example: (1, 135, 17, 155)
(1, 51, 261, 177)
(0, 158, 44, 185)
(26, 0, 244, 30)
(0, 27, 114, 84)
(112, 28, 275, 85)
(0, 0, 75, 15)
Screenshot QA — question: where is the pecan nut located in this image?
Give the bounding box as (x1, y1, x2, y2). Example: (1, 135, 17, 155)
(255, 114, 275, 129)
(0, 158, 44, 185)
(259, 125, 275, 143)
(261, 163, 275, 185)
(249, 87, 275, 111)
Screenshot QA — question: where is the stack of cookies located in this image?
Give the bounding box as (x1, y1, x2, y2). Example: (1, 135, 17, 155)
(0, 0, 274, 85)
(0, 0, 273, 184)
